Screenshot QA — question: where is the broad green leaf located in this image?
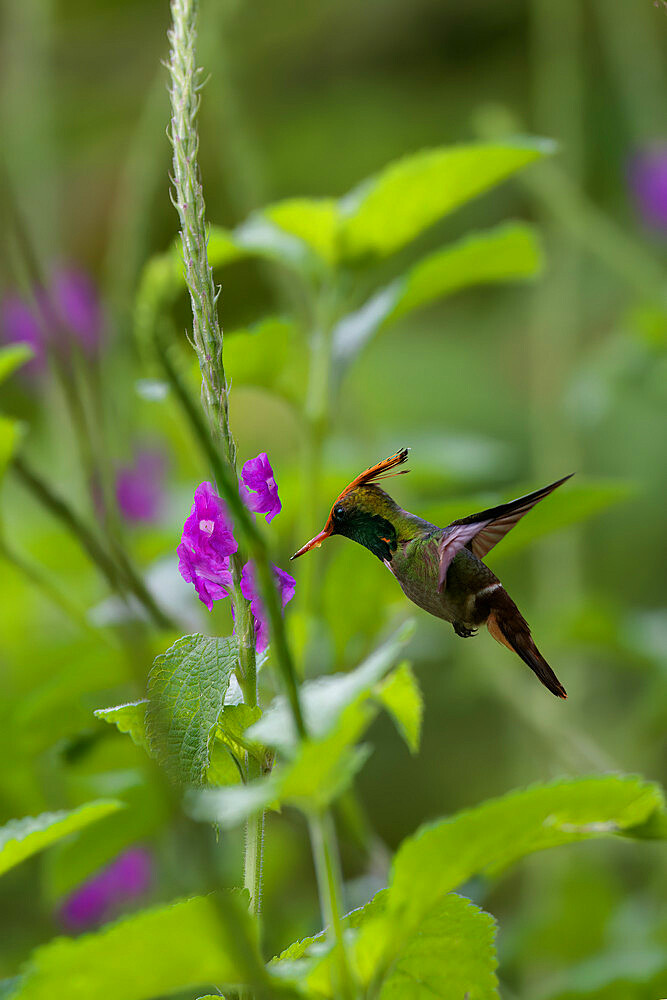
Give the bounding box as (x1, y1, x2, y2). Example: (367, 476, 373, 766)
(345, 777, 664, 996)
(94, 697, 251, 789)
(146, 634, 239, 785)
(278, 702, 375, 812)
(248, 620, 415, 755)
(94, 700, 149, 752)
(214, 704, 263, 760)
(388, 776, 664, 935)
(187, 775, 282, 829)
(207, 226, 246, 268)
(263, 198, 340, 266)
(0, 800, 123, 877)
(11, 893, 268, 1000)
(339, 140, 553, 259)
(0, 344, 34, 383)
(207, 742, 245, 787)
(0, 416, 25, 480)
(374, 661, 423, 754)
(370, 893, 498, 1000)
(333, 223, 541, 367)
(223, 316, 306, 402)
(389, 222, 541, 321)
(275, 890, 499, 1000)
(233, 214, 317, 273)
(190, 694, 383, 825)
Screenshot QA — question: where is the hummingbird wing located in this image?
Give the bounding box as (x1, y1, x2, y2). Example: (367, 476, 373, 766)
(438, 474, 573, 590)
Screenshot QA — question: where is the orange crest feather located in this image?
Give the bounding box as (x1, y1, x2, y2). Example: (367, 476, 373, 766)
(333, 447, 410, 506)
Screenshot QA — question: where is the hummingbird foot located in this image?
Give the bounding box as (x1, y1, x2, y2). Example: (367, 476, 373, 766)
(453, 622, 477, 638)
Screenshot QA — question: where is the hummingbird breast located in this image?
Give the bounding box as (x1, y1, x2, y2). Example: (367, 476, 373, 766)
(387, 533, 500, 627)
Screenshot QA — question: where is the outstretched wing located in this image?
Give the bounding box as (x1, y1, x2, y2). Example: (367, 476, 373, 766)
(438, 474, 573, 591)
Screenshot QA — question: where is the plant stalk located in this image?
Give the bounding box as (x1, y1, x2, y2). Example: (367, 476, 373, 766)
(308, 810, 357, 1000)
(166, 0, 269, 931)
(12, 454, 175, 630)
(157, 338, 306, 740)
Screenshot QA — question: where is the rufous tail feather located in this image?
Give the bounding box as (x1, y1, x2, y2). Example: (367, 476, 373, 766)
(487, 600, 567, 699)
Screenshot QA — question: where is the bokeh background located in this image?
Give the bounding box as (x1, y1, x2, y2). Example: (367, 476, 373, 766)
(0, 1, 665, 997)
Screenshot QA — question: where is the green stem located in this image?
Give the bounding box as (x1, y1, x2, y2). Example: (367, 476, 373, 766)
(308, 811, 356, 1000)
(157, 339, 306, 740)
(12, 455, 175, 631)
(167, 0, 234, 467)
(167, 0, 269, 934)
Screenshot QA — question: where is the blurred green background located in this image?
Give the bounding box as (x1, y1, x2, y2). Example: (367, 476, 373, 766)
(0, 1, 665, 998)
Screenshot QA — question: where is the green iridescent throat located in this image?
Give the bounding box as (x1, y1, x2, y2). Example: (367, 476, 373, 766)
(334, 509, 398, 561)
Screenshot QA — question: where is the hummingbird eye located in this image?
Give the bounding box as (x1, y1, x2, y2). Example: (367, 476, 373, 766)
(333, 504, 345, 520)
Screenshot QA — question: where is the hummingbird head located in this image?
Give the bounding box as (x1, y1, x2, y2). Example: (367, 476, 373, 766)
(291, 448, 410, 563)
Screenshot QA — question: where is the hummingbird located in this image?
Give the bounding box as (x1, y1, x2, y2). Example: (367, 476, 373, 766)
(291, 449, 571, 699)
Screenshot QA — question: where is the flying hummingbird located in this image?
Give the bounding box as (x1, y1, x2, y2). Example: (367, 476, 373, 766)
(291, 449, 572, 699)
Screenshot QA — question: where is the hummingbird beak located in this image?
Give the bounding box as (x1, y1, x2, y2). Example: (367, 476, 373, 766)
(290, 527, 331, 560)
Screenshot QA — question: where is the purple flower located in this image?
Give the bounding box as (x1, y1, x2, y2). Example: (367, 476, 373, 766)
(628, 145, 667, 232)
(241, 453, 281, 523)
(0, 266, 102, 372)
(239, 561, 296, 652)
(177, 481, 238, 611)
(59, 847, 152, 931)
(0, 296, 46, 373)
(52, 268, 103, 354)
(116, 449, 166, 523)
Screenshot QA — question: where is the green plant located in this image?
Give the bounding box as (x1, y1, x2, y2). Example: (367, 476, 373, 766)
(0, 2, 664, 999)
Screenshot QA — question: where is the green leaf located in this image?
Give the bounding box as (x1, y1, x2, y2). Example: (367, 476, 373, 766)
(263, 198, 340, 266)
(371, 893, 498, 1000)
(332, 223, 541, 367)
(94, 697, 250, 789)
(11, 893, 268, 1000)
(339, 139, 553, 259)
(328, 777, 664, 998)
(248, 620, 416, 755)
(388, 776, 664, 936)
(233, 214, 317, 274)
(223, 316, 306, 402)
(94, 700, 150, 752)
(146, 634, 239, 785)
(190, 693, 385, 826)
(374, 661, 423, 755)
(0, 800, 123, 877)
(189, 706, 375, 826)
(275, 890, 499, 1000)
(189, 626, 416, 824)
(0, 416, 25, 480)
(391, 221, 541, 322)
(215, 704, 263, 759)
(187, 776, 282, 829)
(278, 703, 375, 812)
(0, 344, 34, 383)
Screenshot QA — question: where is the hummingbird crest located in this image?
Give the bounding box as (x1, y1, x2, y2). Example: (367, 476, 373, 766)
(291, 448, 573, 700)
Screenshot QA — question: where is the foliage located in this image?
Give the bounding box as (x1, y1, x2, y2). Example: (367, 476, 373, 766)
(0, 802, 123, 878)
(0, 1, 665, 999)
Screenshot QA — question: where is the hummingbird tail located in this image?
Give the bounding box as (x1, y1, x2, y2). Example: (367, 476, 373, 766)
(487, 598, 567, 699)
